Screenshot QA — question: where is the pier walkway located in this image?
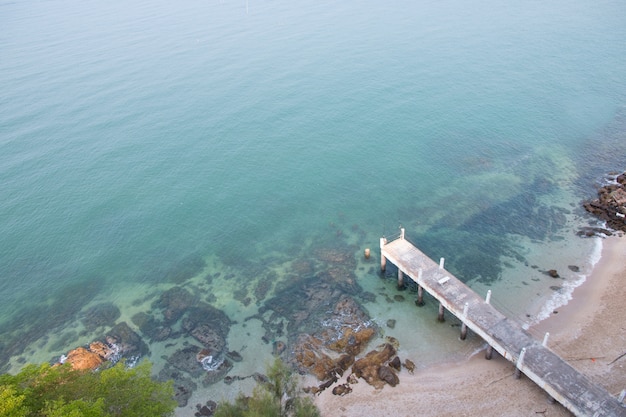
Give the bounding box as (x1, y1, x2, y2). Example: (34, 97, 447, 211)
(380, 231, 625, 417)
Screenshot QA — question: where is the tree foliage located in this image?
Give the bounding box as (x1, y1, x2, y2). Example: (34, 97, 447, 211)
(0, 361, 176, 417)
(213, 359, 320, 417)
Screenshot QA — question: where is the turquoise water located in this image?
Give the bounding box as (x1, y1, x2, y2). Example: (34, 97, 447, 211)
(1, 0, 626, 412)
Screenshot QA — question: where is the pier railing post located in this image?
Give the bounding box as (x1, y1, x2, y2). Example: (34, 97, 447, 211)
(400, 227, 405, 240)
(542, 332, 550, 347)
(485, 290, 492, 304)
(515, 348, 526, 379)
(380, 237, 387, 272)
(460, 302, 469, 340)
(439, 257, 445, 269)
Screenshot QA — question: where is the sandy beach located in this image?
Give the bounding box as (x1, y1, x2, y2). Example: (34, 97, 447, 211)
(313, 235, 626, 417)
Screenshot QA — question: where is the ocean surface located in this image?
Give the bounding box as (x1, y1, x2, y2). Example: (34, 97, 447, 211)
(1, 0, 625, 413)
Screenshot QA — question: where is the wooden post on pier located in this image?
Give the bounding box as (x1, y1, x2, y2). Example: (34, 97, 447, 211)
(542, 332, 550, 347)
(515, 348, 526, 379)
(398, 269, 404, 289)
(460, 302, 469, 340)
(438, 303, 445, 322)
(485, 290, 492, 304)
(400, 227, 405, 239)
(380, 237, 387, 272)
(439, 257, 445, 269)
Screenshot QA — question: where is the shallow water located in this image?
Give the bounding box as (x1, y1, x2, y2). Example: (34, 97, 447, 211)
(1, 0, 626, 413)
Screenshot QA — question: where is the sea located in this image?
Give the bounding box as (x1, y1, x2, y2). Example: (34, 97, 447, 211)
(1, 0, 625, 414)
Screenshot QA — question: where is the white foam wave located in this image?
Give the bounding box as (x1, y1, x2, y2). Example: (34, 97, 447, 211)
(533, 238, 603, 324)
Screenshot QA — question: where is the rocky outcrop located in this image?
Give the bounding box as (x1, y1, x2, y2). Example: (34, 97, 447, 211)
(105, 321, 149, 360)
(63, 346, 103, 370)
(583, 172, 626, 233)
(59, 322, 147, 370)
(292, 296, 377, 382)
(351, 343, 398, 389)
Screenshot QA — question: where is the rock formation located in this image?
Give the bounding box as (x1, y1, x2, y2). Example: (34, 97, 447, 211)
(583, 172, 626, 233)
(63, 346, 103, 370)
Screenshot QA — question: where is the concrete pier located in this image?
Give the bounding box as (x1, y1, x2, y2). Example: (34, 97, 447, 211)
(380, 234, 625, 417)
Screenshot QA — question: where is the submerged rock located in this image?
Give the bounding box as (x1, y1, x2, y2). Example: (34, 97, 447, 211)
(158, 365, 198, 407)
(81, 302, 120, 331)
(189, 324, 226, 354)
(154, 286, 198, 324)
(167, 345, 206, 378)
(105, 321, 149, 360)
(272, 340, 287, 356)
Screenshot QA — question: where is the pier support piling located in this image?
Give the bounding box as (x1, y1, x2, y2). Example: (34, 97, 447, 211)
(460, 302, 469, 340)
(398, 269, 404, 289)
(485, 345, 493, 360)
(416, 285, 424, 306)
(379, 237, 387, 272)
(438, 303, 445, 322)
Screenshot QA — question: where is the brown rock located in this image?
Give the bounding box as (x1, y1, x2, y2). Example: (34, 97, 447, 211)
(293, 334, 338, 381)
(65, 347, 103, 370)
(89, 341, 114, 360)
(347, 373, 358, 384)
(377, 365, 399, 387)
(332, 383, 353, 396)
(389, 356, 402, 372)
(403, 359, 415, 374)
(352, 343, 397, 389)
(327, 326, 376, 356)
(196, 348, 212, 362)
(336, 354, 355, 371)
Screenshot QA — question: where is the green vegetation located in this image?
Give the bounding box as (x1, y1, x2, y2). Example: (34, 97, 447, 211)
(0, 361, 176, 417)
(214, 359, 320, 417)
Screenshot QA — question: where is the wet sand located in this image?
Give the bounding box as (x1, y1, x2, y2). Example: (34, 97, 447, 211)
(313, 235, 626, 417)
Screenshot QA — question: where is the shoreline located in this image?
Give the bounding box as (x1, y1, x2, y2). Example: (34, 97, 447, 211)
(313, 234, 626, 416)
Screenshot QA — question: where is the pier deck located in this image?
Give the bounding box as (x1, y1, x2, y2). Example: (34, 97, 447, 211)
(381, 235, 625, 417)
